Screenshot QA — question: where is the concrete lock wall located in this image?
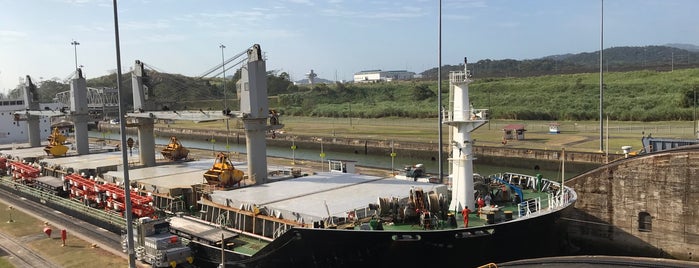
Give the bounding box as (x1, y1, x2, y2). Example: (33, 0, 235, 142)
(99, 123, 620, 166)
(565, 146, 699, 262)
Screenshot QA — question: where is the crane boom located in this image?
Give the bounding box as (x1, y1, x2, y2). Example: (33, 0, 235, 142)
(198, 46, 252, 78)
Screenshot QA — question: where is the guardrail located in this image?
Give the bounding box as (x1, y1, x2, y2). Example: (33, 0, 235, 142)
(0, 177, 126, 231)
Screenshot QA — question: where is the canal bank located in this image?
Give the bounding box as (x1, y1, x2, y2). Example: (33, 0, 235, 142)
(98, 123, 608, 173)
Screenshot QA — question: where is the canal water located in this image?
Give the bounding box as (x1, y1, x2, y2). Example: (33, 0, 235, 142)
(90, 131, 589, 180)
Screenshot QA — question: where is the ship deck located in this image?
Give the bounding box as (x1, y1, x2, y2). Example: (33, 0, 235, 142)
(370, 189, 555, 230)
(208, 171, 448, 224)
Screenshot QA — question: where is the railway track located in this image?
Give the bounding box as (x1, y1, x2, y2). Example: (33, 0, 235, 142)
(0, 230, 59, 268)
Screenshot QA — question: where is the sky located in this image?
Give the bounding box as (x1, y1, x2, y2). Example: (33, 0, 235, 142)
(1, 0, 698, 94)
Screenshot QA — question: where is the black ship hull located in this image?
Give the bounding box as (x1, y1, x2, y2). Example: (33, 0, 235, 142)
(193, 203, 573, 268)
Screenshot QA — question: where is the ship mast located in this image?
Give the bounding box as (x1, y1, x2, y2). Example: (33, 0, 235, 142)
(446, 59, 488, 212)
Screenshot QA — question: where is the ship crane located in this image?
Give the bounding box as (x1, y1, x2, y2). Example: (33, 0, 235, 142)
(198, 46, 252, 79)
(127, 44, 283, 186)
(12, 75, 68, 148)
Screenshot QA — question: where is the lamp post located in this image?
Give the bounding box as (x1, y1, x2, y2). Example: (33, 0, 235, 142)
(599, 0, 604, 153)
(71, 40, 80, 70)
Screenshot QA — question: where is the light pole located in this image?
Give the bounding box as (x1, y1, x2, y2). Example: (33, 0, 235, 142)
(599, 0, 604, 153)
(71, 40, 80, 70)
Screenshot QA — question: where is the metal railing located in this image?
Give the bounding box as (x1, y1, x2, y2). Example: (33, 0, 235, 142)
(0, 177, 126, 230)
(442, 108, 488, 122)
(449, 71, 472, 84)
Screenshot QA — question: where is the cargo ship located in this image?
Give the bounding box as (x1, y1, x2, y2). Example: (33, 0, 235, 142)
(177, 53, 577, 267)
(0, 44, 576, 268)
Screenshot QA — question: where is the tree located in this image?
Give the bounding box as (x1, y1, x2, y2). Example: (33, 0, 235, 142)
(279, 72, 290, 81)
(411, 84, 435, 101)
(38, 80, 70, 102)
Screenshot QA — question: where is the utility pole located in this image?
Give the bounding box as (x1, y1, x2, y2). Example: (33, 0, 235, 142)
(111, 0, 136, 266)
(599, 0, 605, 153)
(437, 0, 444, 183)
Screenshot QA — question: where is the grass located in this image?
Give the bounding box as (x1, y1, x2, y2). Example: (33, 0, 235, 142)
(0, 200, 128, 268)
(155, 117, 697, 154)
(0, 259, 12, 268)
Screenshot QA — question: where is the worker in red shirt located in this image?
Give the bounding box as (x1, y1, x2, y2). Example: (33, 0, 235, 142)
(477, 195, 485, 215)
(461, 206, 471, 227)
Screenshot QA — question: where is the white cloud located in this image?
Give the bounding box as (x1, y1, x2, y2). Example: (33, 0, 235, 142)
(142, 33, 188, 43)
(0, 30, 28, 42)
(287, 0, 314, 6)
(55, 0, 110, 5)
(446, 0, 487, 9)
(320, 6, 426, 20)
(71, 25, 110, 33)
(123, 20, 172, 30)
(444, 14, 472, 21)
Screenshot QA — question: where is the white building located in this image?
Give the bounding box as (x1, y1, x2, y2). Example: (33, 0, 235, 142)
(353, 70, 416, 83)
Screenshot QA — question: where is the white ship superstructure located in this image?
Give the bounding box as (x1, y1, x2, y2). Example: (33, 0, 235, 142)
(0, 99, 61, 145)
(445, 58, 488, 211)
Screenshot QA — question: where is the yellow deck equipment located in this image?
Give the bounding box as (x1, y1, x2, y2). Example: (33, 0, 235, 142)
(161, 136, 190, 161)
(203, 152, 244, 187)
(44, 127, 69, 157)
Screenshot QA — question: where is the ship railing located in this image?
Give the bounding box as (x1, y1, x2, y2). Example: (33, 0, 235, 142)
(330, 206, 377, 226)
(498, 172, 539, 189)
(449, 71, 472, 84)
(442, 108, 488, 122)
(517, 196, 541, 217)
(547, 193, 565, 209)
(541, 179, 577, 208)
(272, 224, 290, 239)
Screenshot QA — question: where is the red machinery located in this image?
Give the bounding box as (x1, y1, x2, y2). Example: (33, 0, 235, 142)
(63, 173, 100, 206)
(62, 173, 155, 218)
(99, 183, 155, 218)
(9, 161, 41, 184)
(0, 157, 7, 174)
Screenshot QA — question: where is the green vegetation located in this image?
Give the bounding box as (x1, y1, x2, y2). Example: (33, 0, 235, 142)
(274, 68, 699, 121)
(0, 258, 13, 268)
(474, 69, 699, 121)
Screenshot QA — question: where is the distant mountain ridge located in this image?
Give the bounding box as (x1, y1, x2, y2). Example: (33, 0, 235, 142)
(421, 44, 699, 79)
(666, 43, 699, 52)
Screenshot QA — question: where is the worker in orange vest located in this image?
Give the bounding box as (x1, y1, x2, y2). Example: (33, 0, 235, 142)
(461, 206, 472, 227)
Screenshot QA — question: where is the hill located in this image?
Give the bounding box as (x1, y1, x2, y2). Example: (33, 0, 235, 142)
(421, 45, 699, 79)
